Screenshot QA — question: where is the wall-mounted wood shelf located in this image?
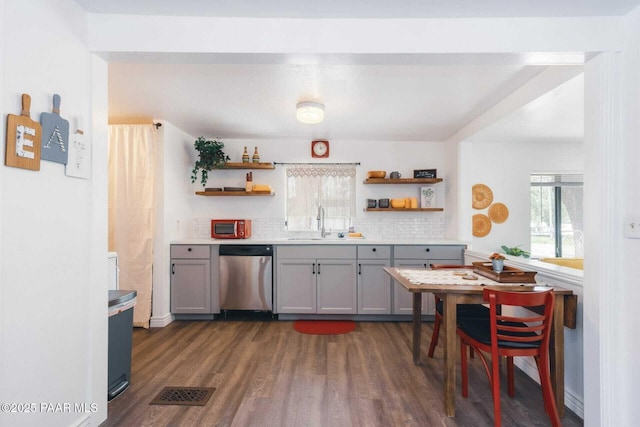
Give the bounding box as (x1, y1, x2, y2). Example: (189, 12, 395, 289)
(222, 162, 275, 170)
(365, 207, 443, 212)
(196, 191, 275, 196)
(363, 178, 443, 184)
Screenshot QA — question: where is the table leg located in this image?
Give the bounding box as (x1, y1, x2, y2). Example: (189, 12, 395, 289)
(550, 295, 566, 417)
(412, 292, 422, 365)
(443, 295, 458, 417)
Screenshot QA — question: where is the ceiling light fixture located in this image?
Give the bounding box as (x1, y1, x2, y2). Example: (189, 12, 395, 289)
(296, 101, 325, 124)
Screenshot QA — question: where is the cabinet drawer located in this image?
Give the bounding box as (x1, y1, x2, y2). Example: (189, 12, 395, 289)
(170, 245, 211, 259)
(357, 245, 391, 260)
(394, 245, 464, 260)
(277, 245, 356, 259)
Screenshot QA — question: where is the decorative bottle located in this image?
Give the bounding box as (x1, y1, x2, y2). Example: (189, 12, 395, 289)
(252, 146, 260, 163)
(242, 146, 249, 163)
(245, 172, 253, 192)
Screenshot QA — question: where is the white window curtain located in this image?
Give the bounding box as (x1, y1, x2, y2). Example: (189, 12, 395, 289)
(108, 125, 156, 328)
(285, 164, 356, 231)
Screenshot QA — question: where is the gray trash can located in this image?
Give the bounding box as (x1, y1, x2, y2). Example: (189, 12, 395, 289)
(108, 290, 136, 401)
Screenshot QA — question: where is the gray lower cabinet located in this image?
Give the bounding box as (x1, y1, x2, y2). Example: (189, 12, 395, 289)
(357, 245, 392, 314)
(276, 246, 357, 314)
(276, 258, 316, 313)
(170, 245, 213, 314)
(392, 245, 465, 315)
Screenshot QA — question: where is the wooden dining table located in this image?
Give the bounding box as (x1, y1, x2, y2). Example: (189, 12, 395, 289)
(383, 267, 577, 418)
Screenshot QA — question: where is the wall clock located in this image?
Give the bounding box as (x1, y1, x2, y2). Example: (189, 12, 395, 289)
(311, 140, 329, 158)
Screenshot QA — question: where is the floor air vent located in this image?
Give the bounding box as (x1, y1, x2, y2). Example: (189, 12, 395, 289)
(149, 387, 216, 406)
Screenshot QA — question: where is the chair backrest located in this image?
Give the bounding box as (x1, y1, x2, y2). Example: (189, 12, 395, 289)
(482, 288, 555, 350)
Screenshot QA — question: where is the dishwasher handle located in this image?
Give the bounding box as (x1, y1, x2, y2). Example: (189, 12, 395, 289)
(219, 245, 273, 256)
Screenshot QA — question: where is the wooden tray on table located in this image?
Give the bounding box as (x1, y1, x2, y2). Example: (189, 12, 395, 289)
(472, 262, 537, 283)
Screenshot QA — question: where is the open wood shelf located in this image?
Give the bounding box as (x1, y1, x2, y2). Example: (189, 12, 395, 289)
(366, 207, 443, 212)
(196, 191, 275, 196)
(222, 162, 275, 170)
(363, 178, 443, 184)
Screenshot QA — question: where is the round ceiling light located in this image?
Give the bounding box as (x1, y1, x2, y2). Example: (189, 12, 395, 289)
(296, 101, 325, 124)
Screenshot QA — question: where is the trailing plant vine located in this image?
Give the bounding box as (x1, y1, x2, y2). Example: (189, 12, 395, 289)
(191, 137, 230, 186)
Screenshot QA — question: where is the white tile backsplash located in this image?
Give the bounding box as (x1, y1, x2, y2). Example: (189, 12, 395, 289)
(191, 217, 445, 240)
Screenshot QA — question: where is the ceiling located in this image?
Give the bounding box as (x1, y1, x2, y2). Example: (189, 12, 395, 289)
(77, 0, 629, 141)
(109, 58, 562, 141)
(74, 0, 639, 19)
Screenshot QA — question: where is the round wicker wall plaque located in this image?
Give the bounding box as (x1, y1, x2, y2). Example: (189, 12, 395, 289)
(488, 202, 509, 223)
(472, 214, 492, 237)
(472, 184, 493, 210)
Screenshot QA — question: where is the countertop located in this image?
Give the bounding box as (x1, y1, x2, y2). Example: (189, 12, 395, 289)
(171, 238, 469, 246)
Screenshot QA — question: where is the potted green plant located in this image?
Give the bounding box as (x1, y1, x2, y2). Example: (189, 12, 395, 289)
(191, 136, 230, 187)
(501, 245, 530, 258)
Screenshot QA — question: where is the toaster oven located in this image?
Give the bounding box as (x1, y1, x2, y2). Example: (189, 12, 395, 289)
(211, 219, 252, 239)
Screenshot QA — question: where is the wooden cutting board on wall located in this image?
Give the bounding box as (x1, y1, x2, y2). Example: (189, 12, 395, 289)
(40, 93, 69, 164)
(5, 93, 42, 170)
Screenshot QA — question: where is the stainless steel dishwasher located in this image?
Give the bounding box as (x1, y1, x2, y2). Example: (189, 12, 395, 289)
(219, 245, 273, 311)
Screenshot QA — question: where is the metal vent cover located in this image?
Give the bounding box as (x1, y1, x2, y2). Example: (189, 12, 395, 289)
(149, 387, 216, 406)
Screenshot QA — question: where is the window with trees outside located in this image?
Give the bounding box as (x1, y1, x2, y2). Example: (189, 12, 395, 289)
(285, 164, 356, 232)
(530, 173, 583, 258)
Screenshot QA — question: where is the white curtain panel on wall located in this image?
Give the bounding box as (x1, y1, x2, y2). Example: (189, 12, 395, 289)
(108, 125, 156, 328)
(285, 164, 356, 231)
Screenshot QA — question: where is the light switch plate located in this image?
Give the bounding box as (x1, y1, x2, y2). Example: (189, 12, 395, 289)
(625, 214, 640, 239)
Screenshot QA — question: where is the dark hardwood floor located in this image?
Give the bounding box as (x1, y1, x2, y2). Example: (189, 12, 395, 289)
(103, 319, 583, 427)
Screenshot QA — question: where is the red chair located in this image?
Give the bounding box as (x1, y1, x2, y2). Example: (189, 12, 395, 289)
(427, 264, 490, 358)
(457, 288, 560, 427)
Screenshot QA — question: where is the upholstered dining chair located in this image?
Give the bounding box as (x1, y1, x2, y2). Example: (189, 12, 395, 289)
(456, 288, 560, 427)
(427, 264, 490, 358)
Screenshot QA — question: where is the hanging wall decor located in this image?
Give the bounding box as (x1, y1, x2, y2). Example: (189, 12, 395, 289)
(40, 93, 69, 164)
(472, 213, 492, 237)
(471, 183, 510, 237)
(472, 183, 493, 209)
(65, 117, 90, 179)
(488, 202, 509, 224)
(5, 93, 42, 171)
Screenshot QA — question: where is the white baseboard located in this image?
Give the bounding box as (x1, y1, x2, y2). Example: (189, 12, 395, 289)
(515, 358, 584, 419)
(149, 313, 174, 328)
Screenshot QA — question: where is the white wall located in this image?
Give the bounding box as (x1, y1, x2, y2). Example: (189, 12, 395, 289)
(188, 138, 447, 219)
(151, 121, 196, 326)
(87, 15, 623, 55)
(460, 140, 583, 253)
(150, 131, 448, 324)
(0, 1, 108, 426)
(615, 6, 640, 426)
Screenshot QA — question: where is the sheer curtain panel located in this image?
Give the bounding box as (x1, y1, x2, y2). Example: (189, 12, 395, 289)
(285, 164, 356, 231)
(108, 125, 156, 328)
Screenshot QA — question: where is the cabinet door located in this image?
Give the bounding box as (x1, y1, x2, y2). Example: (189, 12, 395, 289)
(391, 259, 433, 315)
(358, 259, 392, 314)
(171, 259, 211, 314)
(276, 259, 316, 313)
(316, 259, 357, 314)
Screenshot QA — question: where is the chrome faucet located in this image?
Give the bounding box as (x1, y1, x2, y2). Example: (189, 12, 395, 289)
(317, 205, 329, 238)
